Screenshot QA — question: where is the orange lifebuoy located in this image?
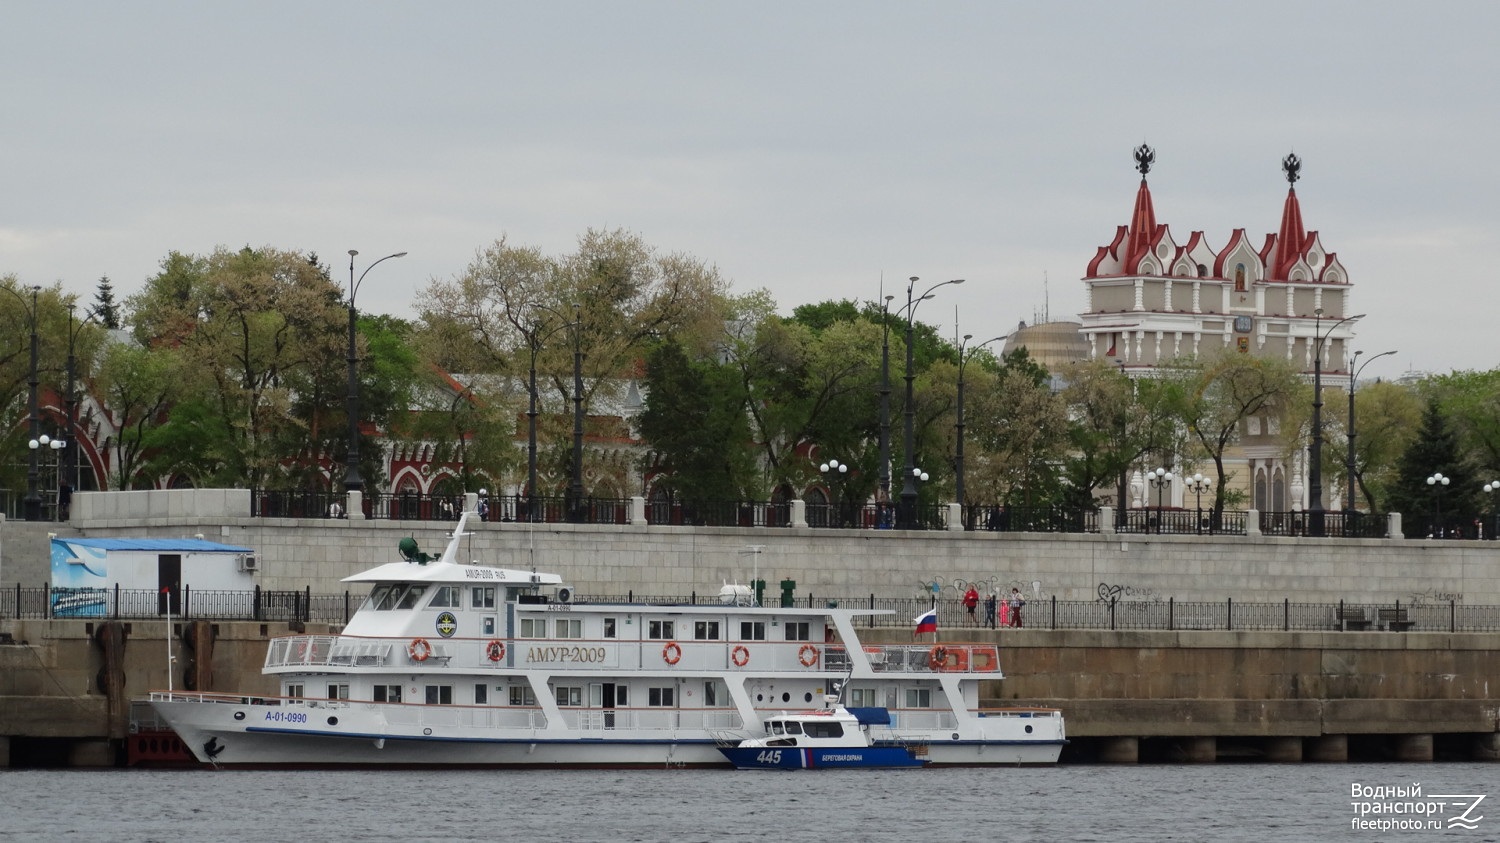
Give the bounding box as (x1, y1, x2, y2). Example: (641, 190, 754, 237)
(928, 645, 948, 671)
(662, 641, 682, 665)
(408, 638, 432, 662)
(486, 640, 506, 662)
(798, 643, 819, 667)
(731, 645, 750, 667)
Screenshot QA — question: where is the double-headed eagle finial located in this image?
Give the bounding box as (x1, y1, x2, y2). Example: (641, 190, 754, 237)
(1282, 152, 1302, 185)
(1134, 144, 1155, 177)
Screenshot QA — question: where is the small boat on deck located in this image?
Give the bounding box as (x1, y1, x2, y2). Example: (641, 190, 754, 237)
(715, 695, 929, 769)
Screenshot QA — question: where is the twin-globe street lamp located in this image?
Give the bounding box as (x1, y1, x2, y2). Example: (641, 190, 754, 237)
(1148, 467, 1173, 534)
(899, 276, 963, 529)
(344, 250, 407, 494)
(1308, 307, 1365, 537)
(3, 284, 43, 520)
(1344, 348, 1397, 513)
(1426, 472, 1450, 538)
(1483, 480, 1500, 540)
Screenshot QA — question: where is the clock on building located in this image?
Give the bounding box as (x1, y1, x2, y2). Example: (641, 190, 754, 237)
(1233, 315, 1254, 333)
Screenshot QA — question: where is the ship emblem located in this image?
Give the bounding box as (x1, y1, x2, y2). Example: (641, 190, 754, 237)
(436, 612, 458, 638)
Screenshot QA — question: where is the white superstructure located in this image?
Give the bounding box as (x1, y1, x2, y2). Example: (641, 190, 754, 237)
(149, 512, 1065, 768)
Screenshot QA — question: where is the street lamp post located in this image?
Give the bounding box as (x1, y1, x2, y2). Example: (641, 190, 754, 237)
(568, 304, 586, 524)
(63, 303, 97, 507)
(523, 307, 578, 522)
(28, 434, 66, 520)
(1148, 467, 1173, 534)
(3, 285, 43, 520)
(1483, 481, 1500, 540)
(343, 250, 408, 494)
(1185, 472, 1210, 535)
(955, 333, 1005, 527)
(899, 276, 963, 529)
(1308, 307, 1365, 536)
(1426, 472, 1450, 538)
(818, 458, 848, 528)
(877, 294, 895, 528)
(1345, 349, 1397, 514)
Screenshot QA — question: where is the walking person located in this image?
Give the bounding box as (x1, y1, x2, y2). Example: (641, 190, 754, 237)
(962, 585, 980, 626)
(984, 592, 997, 629)
(1008, 587, 1025, 628)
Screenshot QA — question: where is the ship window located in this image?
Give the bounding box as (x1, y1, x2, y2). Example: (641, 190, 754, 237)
(905, 688, 933, 708)
(366, 585, 392, 611)
(603, 618, 617, 639)
(474, 684, 488, 705)
(783, 721, 803, 735)
(849, 688, 876, 707)
(286, 683, 304, 698)
(326, 683, 349, 700)
(555, 686, 583, 707)
(509, 686, 536, 706)
(805, 722, 843, 739)
(483, 616, 495, 635)
(555, 618, 582, 639)
(429, 586, 461, 609)
(471, 587, 495, 609)
(519, 617, 546, 638)
(704, 680, 720, 707)
(424, 685, 453, 705)
(648, 687, 676, 707)
(394, 586, 427, 611)
(373, 684, 402, 703)
(615, 686, 628, 706)
(783, 622, 810, 641)
(739, 621, 766, 641)
(648, 620, 675, 640)
(694, 621, 720, 640)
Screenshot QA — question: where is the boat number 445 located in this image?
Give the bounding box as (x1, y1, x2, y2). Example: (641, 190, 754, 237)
(755, 751, 783, 764)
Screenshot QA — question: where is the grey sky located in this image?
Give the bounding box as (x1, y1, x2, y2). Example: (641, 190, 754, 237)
(6, 2, 1496, 382)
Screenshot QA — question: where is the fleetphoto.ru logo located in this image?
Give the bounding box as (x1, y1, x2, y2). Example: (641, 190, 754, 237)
(1350, 782, 1486, 832)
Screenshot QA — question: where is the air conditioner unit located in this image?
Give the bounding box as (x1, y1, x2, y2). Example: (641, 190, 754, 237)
(238, 554, 259, 572)
(556, 586, 573, 604)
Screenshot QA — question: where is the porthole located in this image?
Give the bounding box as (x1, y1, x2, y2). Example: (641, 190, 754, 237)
(327, 716, 339, 726)
(233, 711, 246, 721)
(951, 733, 961, 741)
(756, 693, 764, 702)
(1025, 724, 1033, 734)
(804, 692, 813, 703)
(423, 728, 433, 736)
(782, 692, 791, 703)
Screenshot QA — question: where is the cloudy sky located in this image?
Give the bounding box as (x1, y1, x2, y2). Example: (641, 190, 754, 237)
(6, 2, 1495, 381)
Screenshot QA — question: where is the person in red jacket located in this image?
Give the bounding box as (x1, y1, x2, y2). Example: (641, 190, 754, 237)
(963, 585, 980, 626)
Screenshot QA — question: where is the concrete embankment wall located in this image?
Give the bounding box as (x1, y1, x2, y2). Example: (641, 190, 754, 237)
(2, 490, 1498, 604)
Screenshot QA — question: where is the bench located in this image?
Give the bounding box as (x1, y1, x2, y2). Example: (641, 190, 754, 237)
(1335, 605, 1373, 631)
(1377, 607, 1415, 632)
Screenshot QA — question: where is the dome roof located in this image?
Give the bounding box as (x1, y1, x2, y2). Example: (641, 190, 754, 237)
(1002, 320, 1089, 372)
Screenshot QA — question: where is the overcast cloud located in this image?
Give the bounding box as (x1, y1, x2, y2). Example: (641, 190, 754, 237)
(5, 1, 1496, 381)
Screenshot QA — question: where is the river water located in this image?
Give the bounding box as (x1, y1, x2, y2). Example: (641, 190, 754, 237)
(0, 764, 1493, 842)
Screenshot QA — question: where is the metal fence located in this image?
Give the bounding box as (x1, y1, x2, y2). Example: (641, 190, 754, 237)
(7, 585, 1498, 633)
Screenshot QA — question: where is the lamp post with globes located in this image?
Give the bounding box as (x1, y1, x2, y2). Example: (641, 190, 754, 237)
(877, 294, 895, 528)
(818, 458, 849, 528)
(1426, 472, 1450, 538)
(1148, 467, 1173, 534)
(343, 250, 408, 495)
(1308, 307, 1365, 536)
(520, 305, 578, 522)
(1483, 480, 1499, 540)
(1184, 472, 1211, 535)
(28, 434, 66, 520)
(899, 276, 963, 529)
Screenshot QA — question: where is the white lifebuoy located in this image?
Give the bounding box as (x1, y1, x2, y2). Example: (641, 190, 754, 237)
(798, 644, 819, 667)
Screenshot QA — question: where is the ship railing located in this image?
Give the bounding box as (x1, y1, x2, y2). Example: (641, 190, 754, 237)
(569, 707, 744, 732)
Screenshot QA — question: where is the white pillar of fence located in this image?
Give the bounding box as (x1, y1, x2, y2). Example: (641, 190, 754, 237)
(1098, 506, 1115, 534)
(463, 492, 477, 516)
(947, 503, 963, 532)
(1246, 508, 1260, 536)
(630, 496, 647, 526)
(791, 499, 808, 528)
(346, 490, 365, 521)
(1388, 512, 1403, 540)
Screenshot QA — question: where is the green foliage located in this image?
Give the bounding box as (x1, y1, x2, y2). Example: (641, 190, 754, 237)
(638, 340, 758, 500)
(1387, 398, 1479, 537)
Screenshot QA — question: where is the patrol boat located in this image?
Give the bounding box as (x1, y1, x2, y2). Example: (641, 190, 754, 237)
(149, 511, 1066, 768)
(715, 695, 930, 769)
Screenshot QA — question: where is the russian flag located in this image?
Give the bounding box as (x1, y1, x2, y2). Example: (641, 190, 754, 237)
(913, 609, 938, 636)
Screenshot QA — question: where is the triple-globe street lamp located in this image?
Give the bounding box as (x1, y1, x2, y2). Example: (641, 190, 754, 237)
(1484, 480, 1500, 541)
(1148, 467, 1173, 534)
(1184, 472, 1211, 535)
(344, 250, 407, 494)
(1426, 472, 1450, 538)
(818, 458, 849, 528)
(899, 276, 963, 529)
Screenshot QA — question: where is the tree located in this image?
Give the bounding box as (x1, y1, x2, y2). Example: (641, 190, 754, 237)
(91, 341, 188, 489)
(1168, 348, 1302, 519)
(1060, 359, 1180, 512)
(1387, 398, 1477, 537)
(125, 247, 352, 489)
(964, 348, 1069, 510)
(638, 339, 758, 502)
(92, 276, 122, 329)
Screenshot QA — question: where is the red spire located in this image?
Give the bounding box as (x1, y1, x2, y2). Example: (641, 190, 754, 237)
(1272, 186, 1305, 280)
(1124, 176, 1157, 272)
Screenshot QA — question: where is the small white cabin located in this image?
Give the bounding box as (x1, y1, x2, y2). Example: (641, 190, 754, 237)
(50, 537, 257, 617)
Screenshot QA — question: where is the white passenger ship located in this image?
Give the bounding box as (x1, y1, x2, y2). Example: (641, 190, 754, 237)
(149, 512, 1065, 768)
